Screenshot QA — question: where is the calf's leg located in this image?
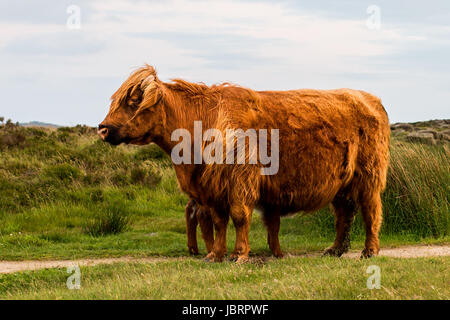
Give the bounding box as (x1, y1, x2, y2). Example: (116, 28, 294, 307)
(185, 200, 199, 255)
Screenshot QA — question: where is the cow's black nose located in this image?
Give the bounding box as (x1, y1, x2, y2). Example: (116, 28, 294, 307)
(97, 124, 122, 145)
(98, 124, 110, 140)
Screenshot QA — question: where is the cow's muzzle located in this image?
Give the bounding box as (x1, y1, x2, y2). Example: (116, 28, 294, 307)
(98, 124, 122, 145)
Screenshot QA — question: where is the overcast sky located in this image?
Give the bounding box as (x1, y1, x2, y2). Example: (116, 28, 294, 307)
(0, 0, 449, 126)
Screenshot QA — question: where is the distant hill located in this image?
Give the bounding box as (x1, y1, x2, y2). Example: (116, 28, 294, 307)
(19, 121, 61, 129)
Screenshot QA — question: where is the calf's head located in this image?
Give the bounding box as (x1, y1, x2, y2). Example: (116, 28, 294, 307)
(98, 65, 164, 145)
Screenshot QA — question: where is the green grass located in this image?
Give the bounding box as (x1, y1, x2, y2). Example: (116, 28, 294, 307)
(382, 139, 450, 237)
(2, 212, 447, 261)
(1, 256, 448, 299)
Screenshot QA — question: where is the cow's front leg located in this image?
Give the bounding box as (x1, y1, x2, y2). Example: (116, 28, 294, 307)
(229, 204, 253, 263)
(197, 207, 214, 253)
(205, 209, 229, 262)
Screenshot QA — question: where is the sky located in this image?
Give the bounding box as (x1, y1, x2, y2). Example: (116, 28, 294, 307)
(0, 0, 449, 126)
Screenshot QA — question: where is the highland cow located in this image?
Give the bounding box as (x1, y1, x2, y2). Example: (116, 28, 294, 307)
(99, 65, 390, 262)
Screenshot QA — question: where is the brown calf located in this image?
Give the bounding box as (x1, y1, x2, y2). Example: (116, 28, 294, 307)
(185, 199, 214, 255)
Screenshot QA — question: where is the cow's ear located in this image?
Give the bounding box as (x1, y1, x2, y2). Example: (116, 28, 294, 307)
(139, 75, 162, 109)
(141, 75, 155, 90)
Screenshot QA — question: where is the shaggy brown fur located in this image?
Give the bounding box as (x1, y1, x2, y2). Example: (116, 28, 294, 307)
(99, 65, 390, 262)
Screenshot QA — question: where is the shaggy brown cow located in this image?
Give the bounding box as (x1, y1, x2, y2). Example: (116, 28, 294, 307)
(99, 65, 390, 262)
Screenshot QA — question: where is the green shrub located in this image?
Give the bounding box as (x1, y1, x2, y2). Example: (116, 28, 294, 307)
(134, 144, 168, 161)
(0, 124, 26, 149)
(56, 131, 72, 143)
(83, 202, 131, 236)
(130, 166, 161, 186)
(82, 173, 104, 185)
(42, 164, 81, 183)
(88, 189, 104, 203)
(130, 167, 147, 184)
(110, 171, 130, 186)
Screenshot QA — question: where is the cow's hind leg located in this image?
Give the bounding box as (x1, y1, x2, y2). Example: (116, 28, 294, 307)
(323, 193, 357, 257)
(205, 209, 229, 262)
(262, 210, 283, 258)
(360, 191, 383, 258)
(197, 207, 214, 253)
(185, 200, 199, 255)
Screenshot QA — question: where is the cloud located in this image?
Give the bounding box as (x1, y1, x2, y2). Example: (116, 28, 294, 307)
(4, 33, 106, 56)
(0, 0, 430, 79)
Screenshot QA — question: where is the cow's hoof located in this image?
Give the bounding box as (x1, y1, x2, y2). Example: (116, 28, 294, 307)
(229, 252, 239, 262)
(204, 252, 224, 263)
(272, 251, 284, 259)
(188, 246, 199, 255)
(235, 255, 249, 264)
(360, 248, 378, 259)
(322, 246, 345, 257)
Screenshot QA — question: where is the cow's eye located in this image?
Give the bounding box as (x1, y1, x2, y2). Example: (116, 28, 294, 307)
(128, 97, 141, 108)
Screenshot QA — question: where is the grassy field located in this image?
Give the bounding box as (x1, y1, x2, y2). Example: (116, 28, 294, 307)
(0, 120, 449, 299)
(1, 257, 448, 299)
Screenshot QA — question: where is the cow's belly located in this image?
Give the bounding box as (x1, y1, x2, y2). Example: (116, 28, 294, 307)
(258, 143, 349, 213)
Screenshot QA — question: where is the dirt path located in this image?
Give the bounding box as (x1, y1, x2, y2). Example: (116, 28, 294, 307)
(0, 244, 449, 274)
(342, 244, 450, 258)
(0, 257, 178, 274)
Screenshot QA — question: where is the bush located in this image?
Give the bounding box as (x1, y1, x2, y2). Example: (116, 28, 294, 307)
(0, 123, 26, 148)
(43, 164, 81, 183)
(88, 189, 104, 203)
(134, 144, 168, 161)
(110, 171, 130, 186)
(130, 166, 161, 186)
(83, 202, 131, 236)
(130, 167, 147, 184)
